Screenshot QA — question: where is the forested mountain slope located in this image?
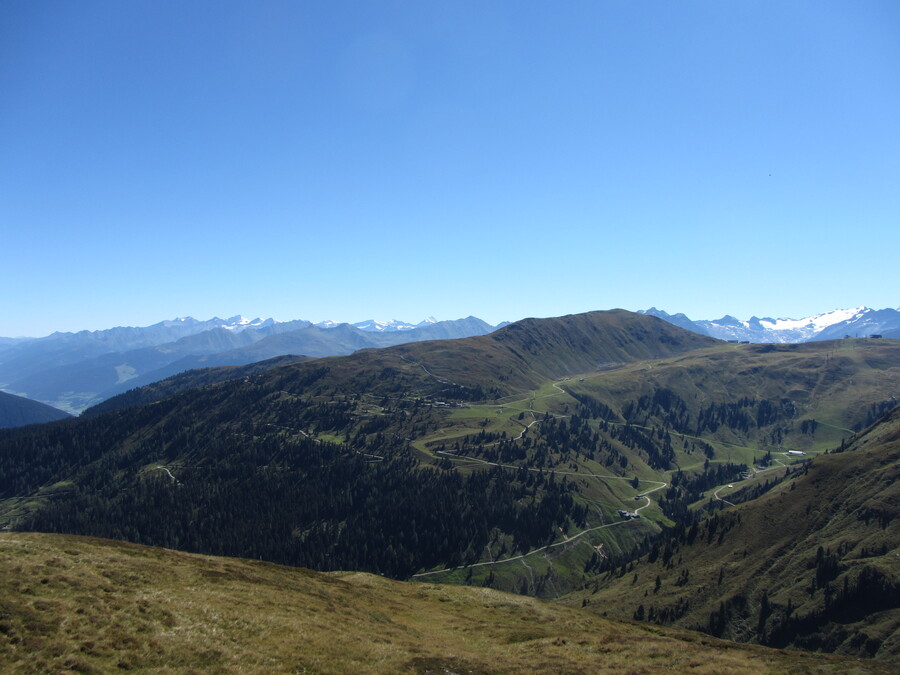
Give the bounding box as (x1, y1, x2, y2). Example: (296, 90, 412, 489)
(82, 354, 308, 416)
(0, 391, 71, 429)
(556, 337, 900, 456)
(570, 406, 900, 663)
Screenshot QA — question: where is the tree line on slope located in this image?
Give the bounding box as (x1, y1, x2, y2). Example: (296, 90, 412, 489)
(1, 379, 586, 578)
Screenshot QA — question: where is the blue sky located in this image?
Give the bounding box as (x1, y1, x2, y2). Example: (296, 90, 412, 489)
(2, 1, 898, 337)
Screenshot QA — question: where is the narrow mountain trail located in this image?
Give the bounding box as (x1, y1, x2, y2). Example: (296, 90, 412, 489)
(436, 447, 666, 493)
(520, 557, 536, 592)
(412, 518, 631, 579)
(713, 486, 736, 507)
(480, 414, 543, 446)
(155, 466, 180, 485)
(633, 480, 668, 513)
(397, 355, 458, 387)
(711, 455, 793, 508)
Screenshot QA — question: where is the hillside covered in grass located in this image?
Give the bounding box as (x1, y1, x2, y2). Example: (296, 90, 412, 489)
(567, 406, 900, 663)
(0, 531, 890, 674)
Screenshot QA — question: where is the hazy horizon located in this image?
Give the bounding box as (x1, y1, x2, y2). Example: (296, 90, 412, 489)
(5, 303, 899, 340)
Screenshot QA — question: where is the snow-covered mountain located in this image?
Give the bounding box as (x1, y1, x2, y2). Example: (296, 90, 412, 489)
(216, 316, 277, 331)
(640, 306, 900, 343)
(814, 308, 900, 341)
(350, 318, 438, 332)
(312, 318, 439, 332)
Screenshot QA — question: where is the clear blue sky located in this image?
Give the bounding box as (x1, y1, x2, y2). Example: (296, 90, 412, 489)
(2, 1, 898, 337)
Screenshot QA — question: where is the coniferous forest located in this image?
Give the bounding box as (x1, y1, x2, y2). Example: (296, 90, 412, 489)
(2, 382, 584, 579)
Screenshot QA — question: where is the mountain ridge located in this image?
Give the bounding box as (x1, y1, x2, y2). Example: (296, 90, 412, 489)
(641, 306, 900, 343)
(0, 316, 499, 413)
(0, 391, 71, 429)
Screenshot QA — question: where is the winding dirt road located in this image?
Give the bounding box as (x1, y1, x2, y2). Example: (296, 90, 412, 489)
(410, 447, 668, 577)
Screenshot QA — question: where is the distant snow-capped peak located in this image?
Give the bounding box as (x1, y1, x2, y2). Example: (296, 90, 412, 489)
(352, 319, 418, 332)
(645, 305, 896, 344)
(314, 317, 440, 331)
(698, 306, 872, 342)
(216, 316, 277, 331)
(748, 307, 868, 333)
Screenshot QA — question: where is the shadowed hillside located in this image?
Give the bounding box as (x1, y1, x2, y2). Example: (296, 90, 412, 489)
(0, 391, 71, 429)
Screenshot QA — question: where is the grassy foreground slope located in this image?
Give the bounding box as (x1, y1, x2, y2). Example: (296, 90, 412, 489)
(0, 532, 889, 675)
(567, 406, 900, 663)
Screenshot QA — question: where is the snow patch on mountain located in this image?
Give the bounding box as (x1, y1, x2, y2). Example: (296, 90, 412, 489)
(217, 316, 277, 332)
(697, 307, 872, 343)
(751, 307, 866, 333)
(351, 319, 439, 332)
(644, 306, 899, 343)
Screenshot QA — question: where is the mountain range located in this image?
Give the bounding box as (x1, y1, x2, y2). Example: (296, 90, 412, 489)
(1, 308, 899, 667)
(640, 306, 900, 343)
(0, 315, 498, 415)
(3, 306, 897, 418)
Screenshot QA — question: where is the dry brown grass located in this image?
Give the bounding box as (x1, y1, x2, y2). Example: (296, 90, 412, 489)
(0, 532, 891, 674)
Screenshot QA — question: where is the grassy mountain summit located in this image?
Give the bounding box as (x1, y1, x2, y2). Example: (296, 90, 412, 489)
(84, 309, 712, 413)
(247, 308, 720, 405)
(0, 531, 888, 674)
(568, 406, 900, 662)
(395, 308, 720, 393)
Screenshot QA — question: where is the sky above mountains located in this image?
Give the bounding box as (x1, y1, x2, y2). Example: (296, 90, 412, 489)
(2, 1, 898, 337)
